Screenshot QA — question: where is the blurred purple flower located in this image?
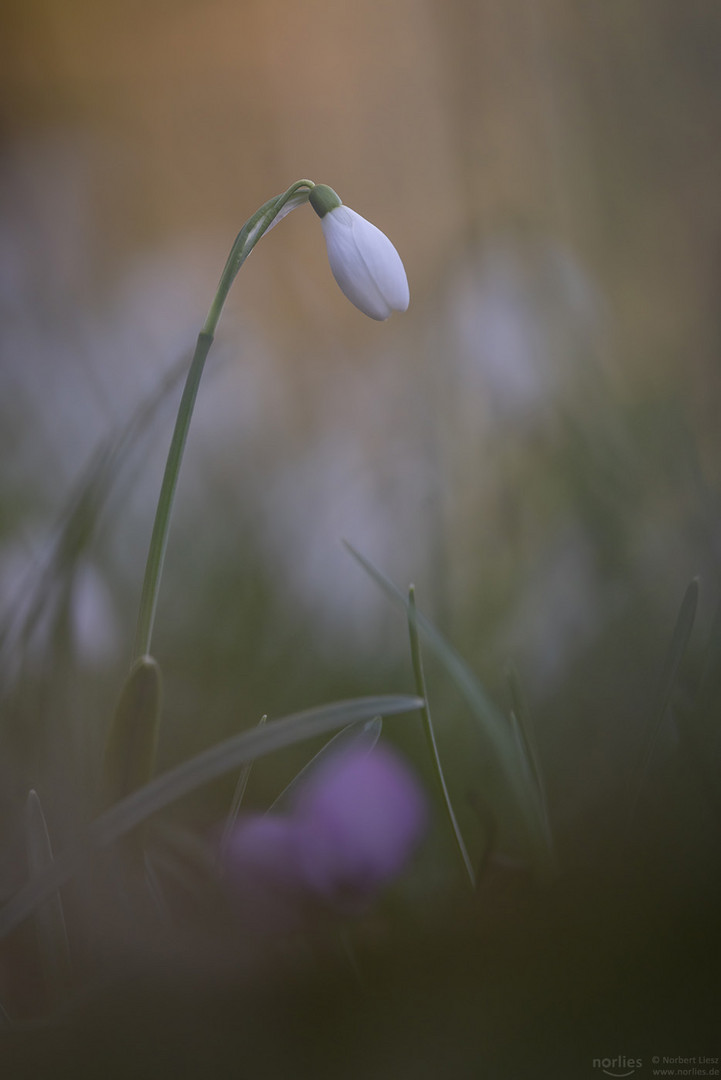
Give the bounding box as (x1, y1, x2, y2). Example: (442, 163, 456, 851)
(293, 744, 428, 911)
(222, 744, 428, 923)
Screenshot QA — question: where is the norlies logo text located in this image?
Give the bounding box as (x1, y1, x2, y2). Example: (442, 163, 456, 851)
(593, 1056, 643, 1077)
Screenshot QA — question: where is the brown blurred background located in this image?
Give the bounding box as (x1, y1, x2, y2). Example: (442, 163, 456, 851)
(3, 1, 719, 348)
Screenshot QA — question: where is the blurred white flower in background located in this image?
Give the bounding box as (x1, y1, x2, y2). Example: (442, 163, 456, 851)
(492, 519, 617, 693)
(68, 559, 120, 664)
(0, 539, 120, 681)
(258, 421, 435, 654)
(448, 235, 602, 423)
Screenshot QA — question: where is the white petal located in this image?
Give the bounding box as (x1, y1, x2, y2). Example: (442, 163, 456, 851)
(347, 210, 410, 314)
(321, 206, 409, 320)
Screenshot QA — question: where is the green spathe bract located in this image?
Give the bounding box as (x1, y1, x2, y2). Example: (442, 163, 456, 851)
(309, 184, 343, 218)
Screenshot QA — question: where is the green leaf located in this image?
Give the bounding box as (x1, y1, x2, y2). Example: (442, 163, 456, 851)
(344, 542, 553, 874)
(219, 714, 267, 856)
(671, 592, 721, 817)
(628, 578, 699, 822)
(0, 694, 422, 940)
(0, 349, 190, 704)
(102, 656, 162, 806)
(266, 715, 383, 814)
(691, 593, 721, 760)
(25, 790, 72, 1002)
(506, 666, 556, 867)
(408, 586, 476, 889)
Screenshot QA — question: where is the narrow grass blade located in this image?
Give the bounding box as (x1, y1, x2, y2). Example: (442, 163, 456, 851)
(102, 656, 162, 806)
(691, 594, 721, 768)
(266, 715, 383, 814)
(628, 578, 699, 822)
(506, 666, 556, 867)
(0, 694, 422, 940)
(142, 850, 170, 917)
(344, 542, 549, 867)
(95, 697, 419, 847)
(25, 790, 72, 1002)
(408, 586, 475, 889)
(0, 351, 190, 700)
(0, 455, 107, 693)
(220, 714, 267, 855)
(669, 594, 721, 818)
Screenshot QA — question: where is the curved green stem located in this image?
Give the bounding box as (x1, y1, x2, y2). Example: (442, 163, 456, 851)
(132, 331, 213, 660)
(131, 179, 315, 663)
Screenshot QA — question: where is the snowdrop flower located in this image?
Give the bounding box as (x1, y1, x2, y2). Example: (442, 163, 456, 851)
(222, 744, 427, 925)
(309, 184, 410, 320)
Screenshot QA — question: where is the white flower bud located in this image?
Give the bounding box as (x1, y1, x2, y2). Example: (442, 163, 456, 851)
(310, 186, 410, 320)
